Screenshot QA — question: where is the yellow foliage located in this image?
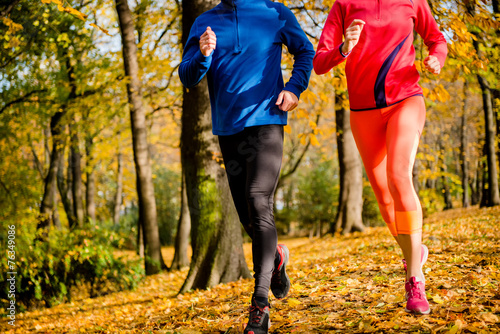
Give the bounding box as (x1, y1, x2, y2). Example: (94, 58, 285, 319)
(1, 17, 23, 33)
(309, 134, 320, 147)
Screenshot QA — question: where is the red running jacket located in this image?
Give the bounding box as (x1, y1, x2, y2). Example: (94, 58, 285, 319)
(313, 0, 448, 111)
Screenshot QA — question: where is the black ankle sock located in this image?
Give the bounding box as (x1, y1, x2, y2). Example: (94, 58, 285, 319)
(254, 296, 269, 306)
(274, 249, 281, 269)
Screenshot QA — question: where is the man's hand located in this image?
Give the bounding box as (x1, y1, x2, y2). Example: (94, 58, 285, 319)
(424, 55, 441, 74)
(276, 90, 299, 112)
(199, 26, 216, 57)
(342, 19, 365, 55)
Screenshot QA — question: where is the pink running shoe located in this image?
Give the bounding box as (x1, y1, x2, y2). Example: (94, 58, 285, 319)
(405, 276, 430, 314)
(402, 244, 429, 283)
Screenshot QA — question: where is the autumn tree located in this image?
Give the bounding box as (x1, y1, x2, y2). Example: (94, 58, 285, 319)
(332, 93, 364, 234)
(115, 0, 166, 274)
(179, 0, 250, 292)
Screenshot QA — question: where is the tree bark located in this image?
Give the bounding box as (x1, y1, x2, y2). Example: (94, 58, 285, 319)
(441, 173, 453, 210)
(331, 94, 365, 234)
(38, 111, 64, 232)
(461, 81, 470, 208)
(439, 140, 453, 210)
(477, 75, 500, 207)
(471, 160, 482, 206)
(62, 54, 85, 228)
(115, 0, 166, 274)
(86, 164, 96, 223)
(171, 170, 191, 270)
(85, 122, 97, 223)
(57, 146, 76, 227)
(467, 3, 500, 206)
(70, 128, 84, 227)
(493, 89, 500, 170)
(137, 218, 145, 257)
(113, 152, 124, 225)
(179, 0, 250, 293)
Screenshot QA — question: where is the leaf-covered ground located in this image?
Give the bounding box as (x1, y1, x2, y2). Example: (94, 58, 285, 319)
(3, 206, 500, 333)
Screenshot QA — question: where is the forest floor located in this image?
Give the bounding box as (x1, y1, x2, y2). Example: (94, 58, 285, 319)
(3, 206, 500, 333)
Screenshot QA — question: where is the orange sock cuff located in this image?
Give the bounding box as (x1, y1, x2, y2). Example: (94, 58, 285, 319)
(386, 221, 398, 236)
(395, 210, 422, 234)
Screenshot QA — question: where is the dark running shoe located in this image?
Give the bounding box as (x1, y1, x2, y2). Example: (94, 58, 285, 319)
(244, 298, 271, 334)
(271, 244, 290, 299)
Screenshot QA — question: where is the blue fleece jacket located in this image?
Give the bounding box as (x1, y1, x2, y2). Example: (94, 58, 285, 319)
(178, 0, 315, 136)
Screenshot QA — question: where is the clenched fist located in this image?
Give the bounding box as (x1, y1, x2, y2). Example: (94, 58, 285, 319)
(342, 19, 365, 55)
(276, 90, 298, 112)
(424, 55, 441, 74)
(200, 26, 216, 57)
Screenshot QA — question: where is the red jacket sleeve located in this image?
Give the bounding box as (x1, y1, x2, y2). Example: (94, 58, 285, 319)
(414, 0, 448, 67)
(313, 1, 347, 75)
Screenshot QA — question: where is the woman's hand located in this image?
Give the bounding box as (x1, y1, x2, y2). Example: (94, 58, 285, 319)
(424, 55, 441, 74)
(342, 19, 365, 55)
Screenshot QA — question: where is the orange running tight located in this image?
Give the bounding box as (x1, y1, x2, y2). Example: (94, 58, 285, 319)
(350, 96, 426, 235)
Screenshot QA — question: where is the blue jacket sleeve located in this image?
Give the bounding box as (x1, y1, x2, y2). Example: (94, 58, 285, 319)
(178, 20, 213, 88)
(279, 6, 315, 99)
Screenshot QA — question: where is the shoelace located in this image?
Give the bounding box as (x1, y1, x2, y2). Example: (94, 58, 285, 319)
(407, 281, 423, 299)
(249, 305, 266, 324)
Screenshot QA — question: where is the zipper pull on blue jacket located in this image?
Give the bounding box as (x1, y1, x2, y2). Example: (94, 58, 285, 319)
(232, 3, 242, 54)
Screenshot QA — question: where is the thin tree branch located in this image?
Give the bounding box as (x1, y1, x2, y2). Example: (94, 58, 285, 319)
(0, 177, 16, 210)
(281, 113, 321, 181)
(30, 141, 46, 180)
(145, 63, 180, 98)
(153, 12, 181, 51)
(0, 89, 48, 115)
(0, 0, 21, 18)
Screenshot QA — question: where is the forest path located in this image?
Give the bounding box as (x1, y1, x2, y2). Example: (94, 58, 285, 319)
(4, 206, 500, 333)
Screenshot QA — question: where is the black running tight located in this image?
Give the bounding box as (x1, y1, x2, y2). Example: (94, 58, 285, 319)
(218, 124, 283, 300)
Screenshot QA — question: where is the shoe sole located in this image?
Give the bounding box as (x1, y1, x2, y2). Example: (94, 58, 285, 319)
(271, 244, 290, 299)
(405, 307, 430, 315)
(244, 317, 271, 334)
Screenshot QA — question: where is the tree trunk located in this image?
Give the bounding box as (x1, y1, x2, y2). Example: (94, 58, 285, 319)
(115, 0, 166, 274)
(61, 54, 85, 228)
(138, 218, 145, 257)
(171, 170, 191, 270)
(179, 0, 250, 293)
(70, 129, 84, 227)
(441, 173, 453, 210)
(471, 160, 482, 206)
(439, 141, 453, 210)
(38, 112, 65, 232)
(113, 152, 124, 225)
(52, 186, 61, 229)
(461, 81, 470, 208)
(331, 94, 365, 235)
(85, 136, 96, 223)
(477, 75, 500, 207)
(493, 89, 500, 171)
(57, 146, 76, 227)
